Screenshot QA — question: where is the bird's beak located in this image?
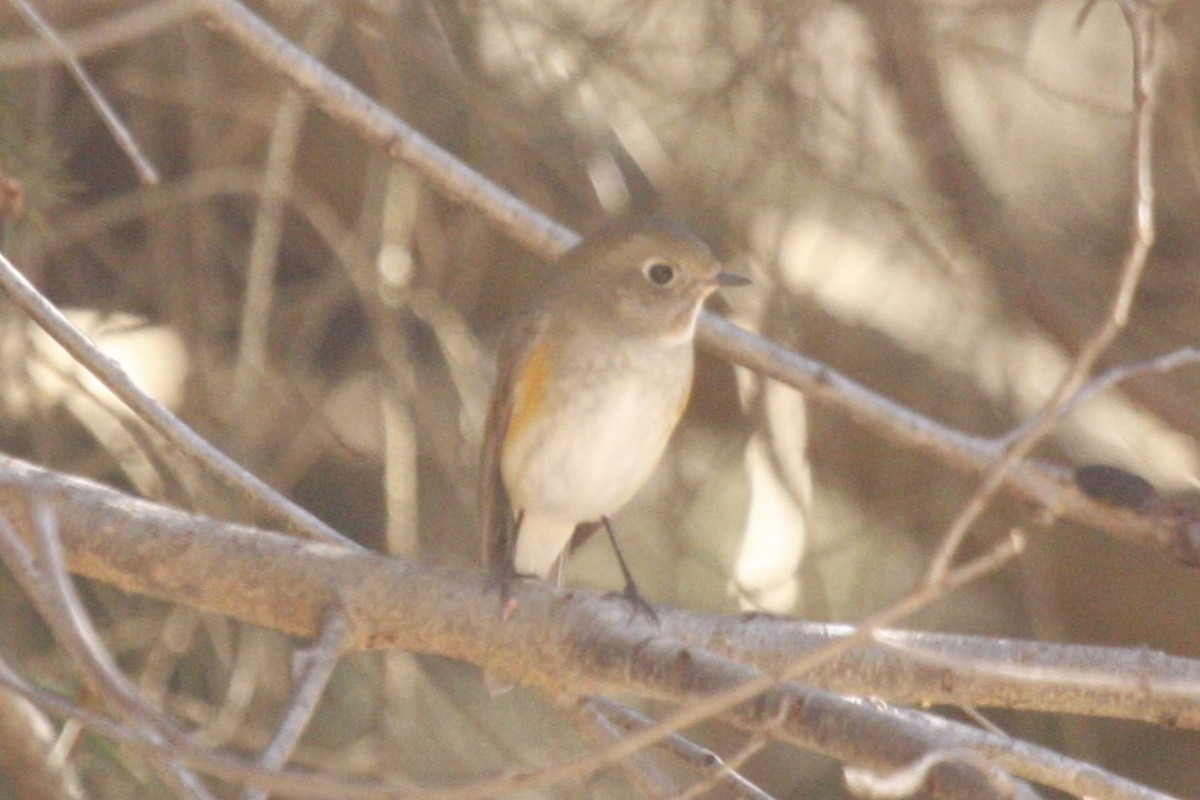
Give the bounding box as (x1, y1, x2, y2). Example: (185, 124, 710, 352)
(714, 269, 752, 288)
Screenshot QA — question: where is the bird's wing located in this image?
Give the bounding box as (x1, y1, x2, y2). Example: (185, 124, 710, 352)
(479, 310, 550, 573)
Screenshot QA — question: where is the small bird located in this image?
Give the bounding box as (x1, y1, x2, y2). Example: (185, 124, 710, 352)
(480, 217, 749, 603)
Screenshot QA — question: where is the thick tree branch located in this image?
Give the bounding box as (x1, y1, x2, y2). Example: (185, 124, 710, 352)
(0, 457, 1043, 800)
(1, 454, 1197, 731)
(5, 456, 1188, 797)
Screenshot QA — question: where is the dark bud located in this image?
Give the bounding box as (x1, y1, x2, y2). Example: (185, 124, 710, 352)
(1074, 464, 1158, 511)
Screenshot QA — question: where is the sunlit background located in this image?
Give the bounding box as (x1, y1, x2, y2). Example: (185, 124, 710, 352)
(1, 0, 1198, 796)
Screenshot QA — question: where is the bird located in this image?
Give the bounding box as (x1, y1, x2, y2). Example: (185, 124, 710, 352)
(479, 217, 749, 607)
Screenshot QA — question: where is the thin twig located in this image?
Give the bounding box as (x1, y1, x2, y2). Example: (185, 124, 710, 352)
(0, 0, 202, 68)
(878, 706, 1175, 800)
(232, 4, 343, 417)
(0, 247, 356, 547)
(38, 167, 376, 274)
(588, 698, 776, 800)
(924, 0, 1160, 583)
(565, 698, 675, 799)
(0, 506, 215, 799)
(197, 0, 576, 260)
(844, 749, 1030, 800)
(240, 607, 352, 800)
(7, 0, 160, 184)
(1001, 347, 1200, 445)
(0, 654, 404, 799)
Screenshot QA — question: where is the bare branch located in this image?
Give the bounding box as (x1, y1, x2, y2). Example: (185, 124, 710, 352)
(196, 0, 575, 261)
(1020, 347, 1200, 441)
(240, 607, 352, 800)
(0, 504, 215, 798)
(877, 706, 1174, 800)
(0, 246, 355, 548)
(561, 698, 676, 799)
(7, 0, 160, 184)
(2, 455, 1185, 798)
(923, 0, 1161, 582)
(3, 454, 1198, 729)
(586, 697, 776, 800)
(231, 5, 343, 418)
(0, 0, 202, 68)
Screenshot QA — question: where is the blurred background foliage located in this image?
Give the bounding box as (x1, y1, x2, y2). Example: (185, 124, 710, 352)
(0, 0, 1198, 796)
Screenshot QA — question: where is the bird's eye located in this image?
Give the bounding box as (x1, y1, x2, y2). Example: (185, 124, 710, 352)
(645, 262, 676, 286)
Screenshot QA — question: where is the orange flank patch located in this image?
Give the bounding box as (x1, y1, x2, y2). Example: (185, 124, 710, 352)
(505, 334, 556, 448)
(672, 380, 693, 429)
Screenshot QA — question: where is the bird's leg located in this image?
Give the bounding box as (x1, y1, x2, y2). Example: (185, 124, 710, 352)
(495, 510, 528, 609)
(601, 516, 659, 623)
(552, 550, 567, 589)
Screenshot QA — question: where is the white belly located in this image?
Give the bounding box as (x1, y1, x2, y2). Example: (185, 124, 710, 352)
(502, 353, 690, 526)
